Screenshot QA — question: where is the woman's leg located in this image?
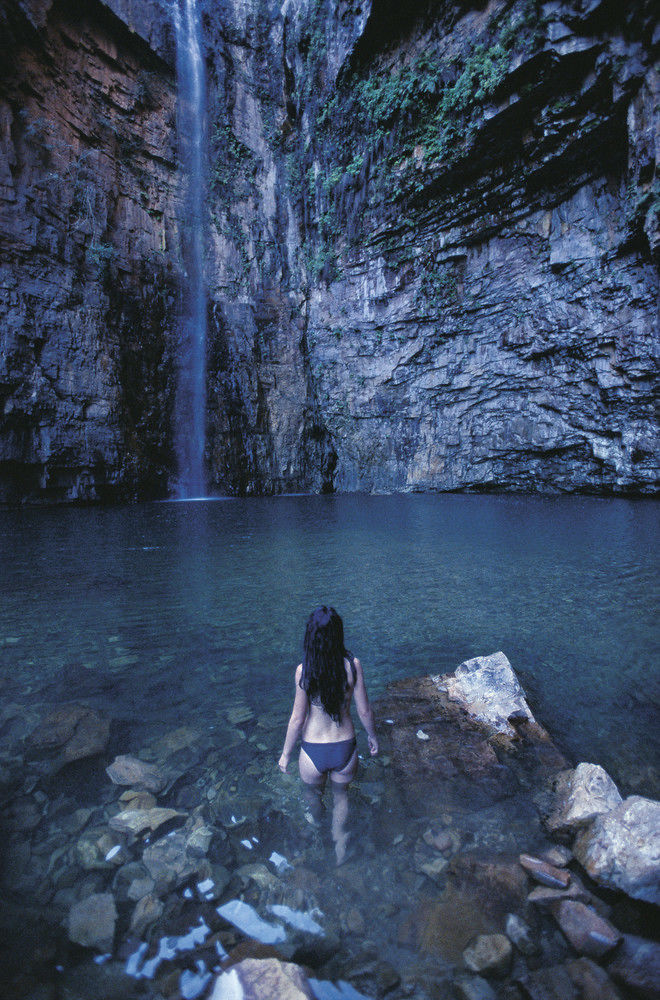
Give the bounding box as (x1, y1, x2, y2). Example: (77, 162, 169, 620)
(329, 746, 358, 863)
(299, 747, 326, 823)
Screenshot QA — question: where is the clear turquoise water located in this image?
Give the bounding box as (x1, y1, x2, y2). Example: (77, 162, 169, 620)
(1, 494, 658, 794)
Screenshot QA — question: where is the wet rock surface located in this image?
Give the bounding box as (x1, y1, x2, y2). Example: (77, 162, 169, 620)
(1, 0, 658, 501)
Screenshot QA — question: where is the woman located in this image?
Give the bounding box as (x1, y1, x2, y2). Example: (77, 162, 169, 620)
(278, 606, 378, 860)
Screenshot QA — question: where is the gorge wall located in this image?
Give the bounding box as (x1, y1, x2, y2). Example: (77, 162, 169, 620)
(0, 0, 657, 501)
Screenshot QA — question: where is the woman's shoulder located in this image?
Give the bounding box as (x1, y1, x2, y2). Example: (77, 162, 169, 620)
(295, 662, 303, 682)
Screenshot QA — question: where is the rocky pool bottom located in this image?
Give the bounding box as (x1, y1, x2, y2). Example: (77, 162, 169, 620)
(0, 653, 658, 1000)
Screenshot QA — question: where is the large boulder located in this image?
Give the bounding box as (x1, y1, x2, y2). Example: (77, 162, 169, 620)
(546, 764, 622, 835)
(210, 957, 313, 1000)
(573, 795, 660, 904)
(434, 652, 535, 738)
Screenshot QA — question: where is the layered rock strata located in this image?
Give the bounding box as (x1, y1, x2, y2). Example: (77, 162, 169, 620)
(0, 0, 658, 500)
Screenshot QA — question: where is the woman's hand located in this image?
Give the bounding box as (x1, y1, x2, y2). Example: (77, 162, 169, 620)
(367, 734, 378, 756)
(278, 753, 290, 773)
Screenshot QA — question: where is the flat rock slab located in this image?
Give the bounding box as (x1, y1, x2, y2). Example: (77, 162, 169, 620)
(435, 651, 535, 738)
(25, 704, 109, 770)
(574, 795, 660, 904)
(554, 900, 621, 959)
(375, 667, 566, 813)
(547, 763, 622, 835)
(67, 892, 117, 952)
(106, 754, 167, 794)
(109, 807, 186, 836)
(210, 957, 313, 1000)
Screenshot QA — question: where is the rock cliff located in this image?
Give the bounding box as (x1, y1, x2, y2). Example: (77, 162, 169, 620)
(0, 0, 657, 500)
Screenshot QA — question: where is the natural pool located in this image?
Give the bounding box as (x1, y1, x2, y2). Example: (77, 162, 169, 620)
(0, 494, 658, 996)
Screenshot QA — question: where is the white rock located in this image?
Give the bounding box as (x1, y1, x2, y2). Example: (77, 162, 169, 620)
(547, 763, 622, 834)
(574, 795, 660, 904)
(435, 652, 534, 737)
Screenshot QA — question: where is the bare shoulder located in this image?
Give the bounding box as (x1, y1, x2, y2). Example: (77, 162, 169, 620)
(295, 663, 303, 682)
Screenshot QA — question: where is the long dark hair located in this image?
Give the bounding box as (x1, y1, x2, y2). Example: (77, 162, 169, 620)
(300, 606, 349, 723)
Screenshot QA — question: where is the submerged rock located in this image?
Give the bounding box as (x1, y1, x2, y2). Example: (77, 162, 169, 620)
(109, 806, 186, 836)
(546, 764, 622, 835)
(573, 795, 660, 903)
(67, 892, 117, 952)
(463, 933, 512, 977)
(606, 934, 660, 999)
(505, 913, 539, 956)
(209, 957, 313, 1000)
(566, 957, 623, 1000)
(519, 854, 571, 889)
(553, 900, 621, 959)
(435, 651, 535, 738)
(106, 755, 167, 794)
(25, 704, 109, 771)
(142, 830, 200, 892)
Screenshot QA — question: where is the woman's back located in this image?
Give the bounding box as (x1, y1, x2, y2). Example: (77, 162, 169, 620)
(302, 657, 356, 743)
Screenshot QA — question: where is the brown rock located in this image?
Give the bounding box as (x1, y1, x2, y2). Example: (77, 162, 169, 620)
(108, 806, 186, 836)
(119, 789, 157, 809)
(527, 883, 591, 908)
(130, 893, 164, 936)
(106, 755, 167, 793)
(519, 854, 571, 889)
(67, 893, 117, 952)
(209, 957, 313, 999)
(26, 704, 109, 770)
(566, 957, 623, 1000)
(554, 900, 621, 959)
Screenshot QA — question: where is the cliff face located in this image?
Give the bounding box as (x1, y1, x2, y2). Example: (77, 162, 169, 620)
(0, 0, 179, 502)
(0, 0, 658, 501)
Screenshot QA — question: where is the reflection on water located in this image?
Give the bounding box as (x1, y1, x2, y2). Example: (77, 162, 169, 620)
(0, 495, 658, 995)
(1, 494, 658, 790)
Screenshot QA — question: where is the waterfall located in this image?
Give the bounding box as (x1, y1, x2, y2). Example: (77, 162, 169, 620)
(172, 0, 207, 498)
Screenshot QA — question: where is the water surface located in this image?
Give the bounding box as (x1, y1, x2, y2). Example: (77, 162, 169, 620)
(1, 494, 657, 791)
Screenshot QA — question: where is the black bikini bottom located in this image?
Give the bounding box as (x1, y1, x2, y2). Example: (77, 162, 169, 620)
(301, 737, 357, 773)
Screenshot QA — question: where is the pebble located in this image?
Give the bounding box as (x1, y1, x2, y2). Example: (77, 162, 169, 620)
(505, 913, 539, 956)
(540, 846, 573, 868)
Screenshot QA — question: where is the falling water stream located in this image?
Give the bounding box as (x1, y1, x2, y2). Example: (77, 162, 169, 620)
(173, 0, 207, 498)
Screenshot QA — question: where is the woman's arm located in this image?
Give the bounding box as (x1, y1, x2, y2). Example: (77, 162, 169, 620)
(352, 657, 378, 755)
(278, 664, 309, 772)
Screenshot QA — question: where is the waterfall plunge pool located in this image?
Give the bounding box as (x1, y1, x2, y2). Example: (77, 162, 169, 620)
(0, 493, 658, 996)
